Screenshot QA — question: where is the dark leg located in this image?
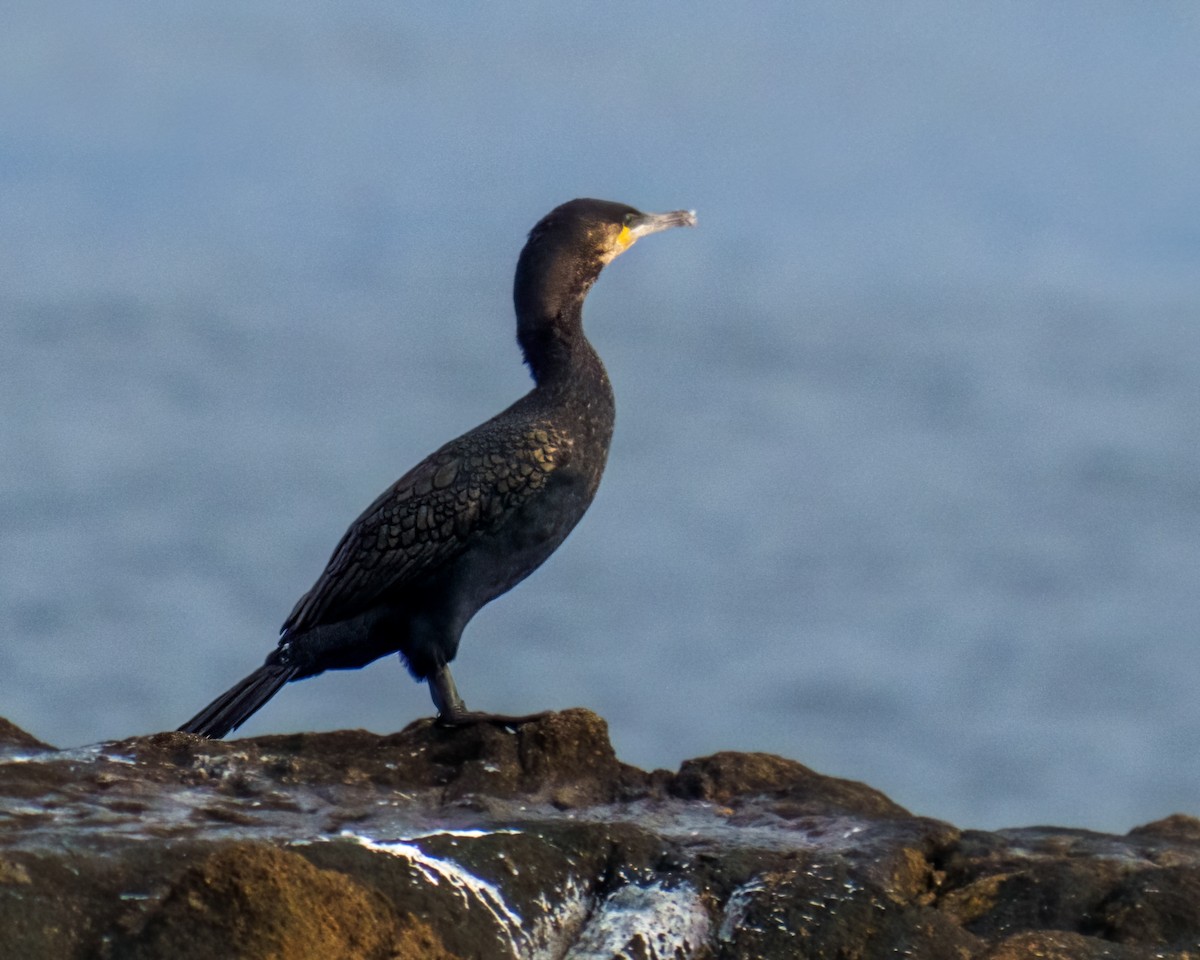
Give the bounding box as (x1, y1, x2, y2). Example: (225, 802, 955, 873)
(428, 662, 467, 718)
(428, 663, 549, 729)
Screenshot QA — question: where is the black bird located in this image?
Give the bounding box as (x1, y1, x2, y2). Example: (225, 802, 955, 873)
(179, 198, 695, 738)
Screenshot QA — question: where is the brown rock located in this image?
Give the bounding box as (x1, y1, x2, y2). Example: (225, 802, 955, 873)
(155, 707, 633, 808)
(0, 856, 32, 885)
(953, 861, 1123, 941)
(4, 713, 1200, 960)
(1128, 813, 1200, 844)
(715, 859, 980, 960)
(110, 842, 457, 960)
(671, 750, 909, 818)
(0, 717, 53, 750)
(1098, 864, 1200, 949)
(979, 930, 1155, 959)
(376, 706, 630, 806)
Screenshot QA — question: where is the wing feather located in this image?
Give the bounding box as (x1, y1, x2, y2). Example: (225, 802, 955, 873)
(281, 418, 570, 635)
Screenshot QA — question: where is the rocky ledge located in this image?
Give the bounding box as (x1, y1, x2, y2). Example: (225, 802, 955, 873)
(1, 710, 1198, 959)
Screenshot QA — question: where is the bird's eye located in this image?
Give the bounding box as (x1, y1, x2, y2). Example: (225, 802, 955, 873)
(623, 212, 636, 225)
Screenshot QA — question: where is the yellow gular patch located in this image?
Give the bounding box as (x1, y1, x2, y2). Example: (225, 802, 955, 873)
(617, 225, 635, 248)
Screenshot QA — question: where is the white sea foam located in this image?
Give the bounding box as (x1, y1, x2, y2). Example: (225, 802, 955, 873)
(564, 881, 710, 960)
(345, 831, 528, 958)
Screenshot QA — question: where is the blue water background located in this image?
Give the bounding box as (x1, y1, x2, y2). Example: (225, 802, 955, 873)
(2, 3, 1199, 831)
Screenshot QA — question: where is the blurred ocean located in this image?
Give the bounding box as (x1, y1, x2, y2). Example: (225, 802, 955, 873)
(2, 2, 1198, 832)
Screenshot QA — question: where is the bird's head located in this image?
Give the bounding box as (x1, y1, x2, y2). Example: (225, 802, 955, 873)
(513, 198, 695, 382)
(525, 198, 697, 267)
(516, 198, 695, 319)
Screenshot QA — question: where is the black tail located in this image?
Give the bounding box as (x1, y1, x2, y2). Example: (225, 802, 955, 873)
(178, 663, 300, 739)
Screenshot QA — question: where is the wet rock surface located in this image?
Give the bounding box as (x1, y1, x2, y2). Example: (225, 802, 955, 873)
(1, 709, 1197, 959)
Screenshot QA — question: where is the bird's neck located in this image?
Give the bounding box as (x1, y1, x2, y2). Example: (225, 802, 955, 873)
(516, 304, 591, 387)
(513, 249, 605, 388)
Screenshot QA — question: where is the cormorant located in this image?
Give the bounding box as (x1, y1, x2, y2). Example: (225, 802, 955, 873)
(179, 198, 695, 738)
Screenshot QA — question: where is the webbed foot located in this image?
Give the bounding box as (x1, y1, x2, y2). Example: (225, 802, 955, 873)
(434, 707, 551, 729)
(428, 663, 548, 729)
